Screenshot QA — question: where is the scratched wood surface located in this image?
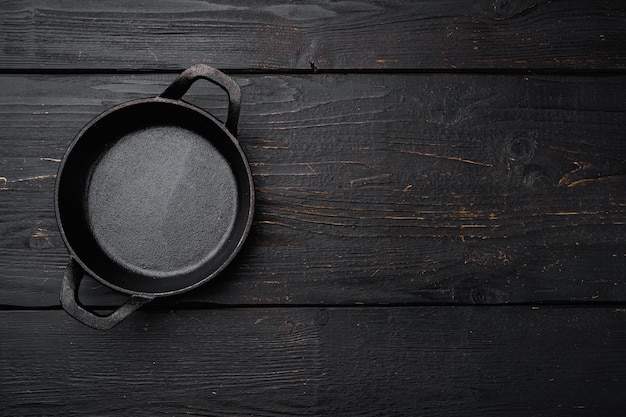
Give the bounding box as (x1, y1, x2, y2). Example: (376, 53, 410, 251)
(0, 73, 624, 307)
(0, 0, 625, 71)
(2, 306, 626, 416)
(1, 1, 626, 416)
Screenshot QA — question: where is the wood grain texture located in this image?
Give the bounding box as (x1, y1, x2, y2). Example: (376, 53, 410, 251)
(0, 0, 624, 71)
(2, 307, 626, 416)
(1, 73, 624, 307)
(2, 1, 624, 415)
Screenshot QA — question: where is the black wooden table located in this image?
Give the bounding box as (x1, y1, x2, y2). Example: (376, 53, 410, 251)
(1, 1, 625, 415)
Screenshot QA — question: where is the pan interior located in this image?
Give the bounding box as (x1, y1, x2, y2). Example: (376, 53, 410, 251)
(87, 125, 237, 277)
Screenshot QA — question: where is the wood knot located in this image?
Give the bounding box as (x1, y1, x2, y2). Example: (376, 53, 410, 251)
(28, 228, 54, 249)
(469, 287, 486, 304)
(314, 309, 329, 326)
(492, 0, 523, 19)
(424, 83, 468, 126)
(522, 165, 555, 190)
(505, 136, 536, 163)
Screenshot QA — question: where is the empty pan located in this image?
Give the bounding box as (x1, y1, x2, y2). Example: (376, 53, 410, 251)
(55, 65, 254, 330)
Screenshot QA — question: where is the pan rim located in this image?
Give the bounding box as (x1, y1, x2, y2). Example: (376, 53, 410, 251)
(55, 97, 254, 297)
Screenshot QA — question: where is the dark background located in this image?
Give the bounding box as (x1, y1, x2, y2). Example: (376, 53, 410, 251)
(1, 1, 625, 415)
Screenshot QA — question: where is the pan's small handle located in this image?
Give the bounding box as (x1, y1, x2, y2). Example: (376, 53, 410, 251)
(60, 258, 154, 330)
(159, 64, 241, 136)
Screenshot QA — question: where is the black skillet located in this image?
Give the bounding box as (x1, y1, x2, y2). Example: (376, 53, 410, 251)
(55, 65, 254, 330)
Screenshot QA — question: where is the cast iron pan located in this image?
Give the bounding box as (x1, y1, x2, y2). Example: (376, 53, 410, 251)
(56, 65, 254, 330)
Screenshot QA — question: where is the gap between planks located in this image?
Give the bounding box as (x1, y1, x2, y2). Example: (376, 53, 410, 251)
(1, 68, 626, 76)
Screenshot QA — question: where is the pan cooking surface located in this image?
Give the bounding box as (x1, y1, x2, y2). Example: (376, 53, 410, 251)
(86, 125, 238, 277)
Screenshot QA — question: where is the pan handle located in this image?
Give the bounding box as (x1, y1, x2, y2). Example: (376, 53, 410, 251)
(159, 64, 241, 136)
(60, 258, 154, 330)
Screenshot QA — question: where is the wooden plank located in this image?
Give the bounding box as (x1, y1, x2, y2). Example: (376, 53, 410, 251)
(0, 73, 624, 307)
(0, 0, 625, 71)
(1, 306, 626, 416)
